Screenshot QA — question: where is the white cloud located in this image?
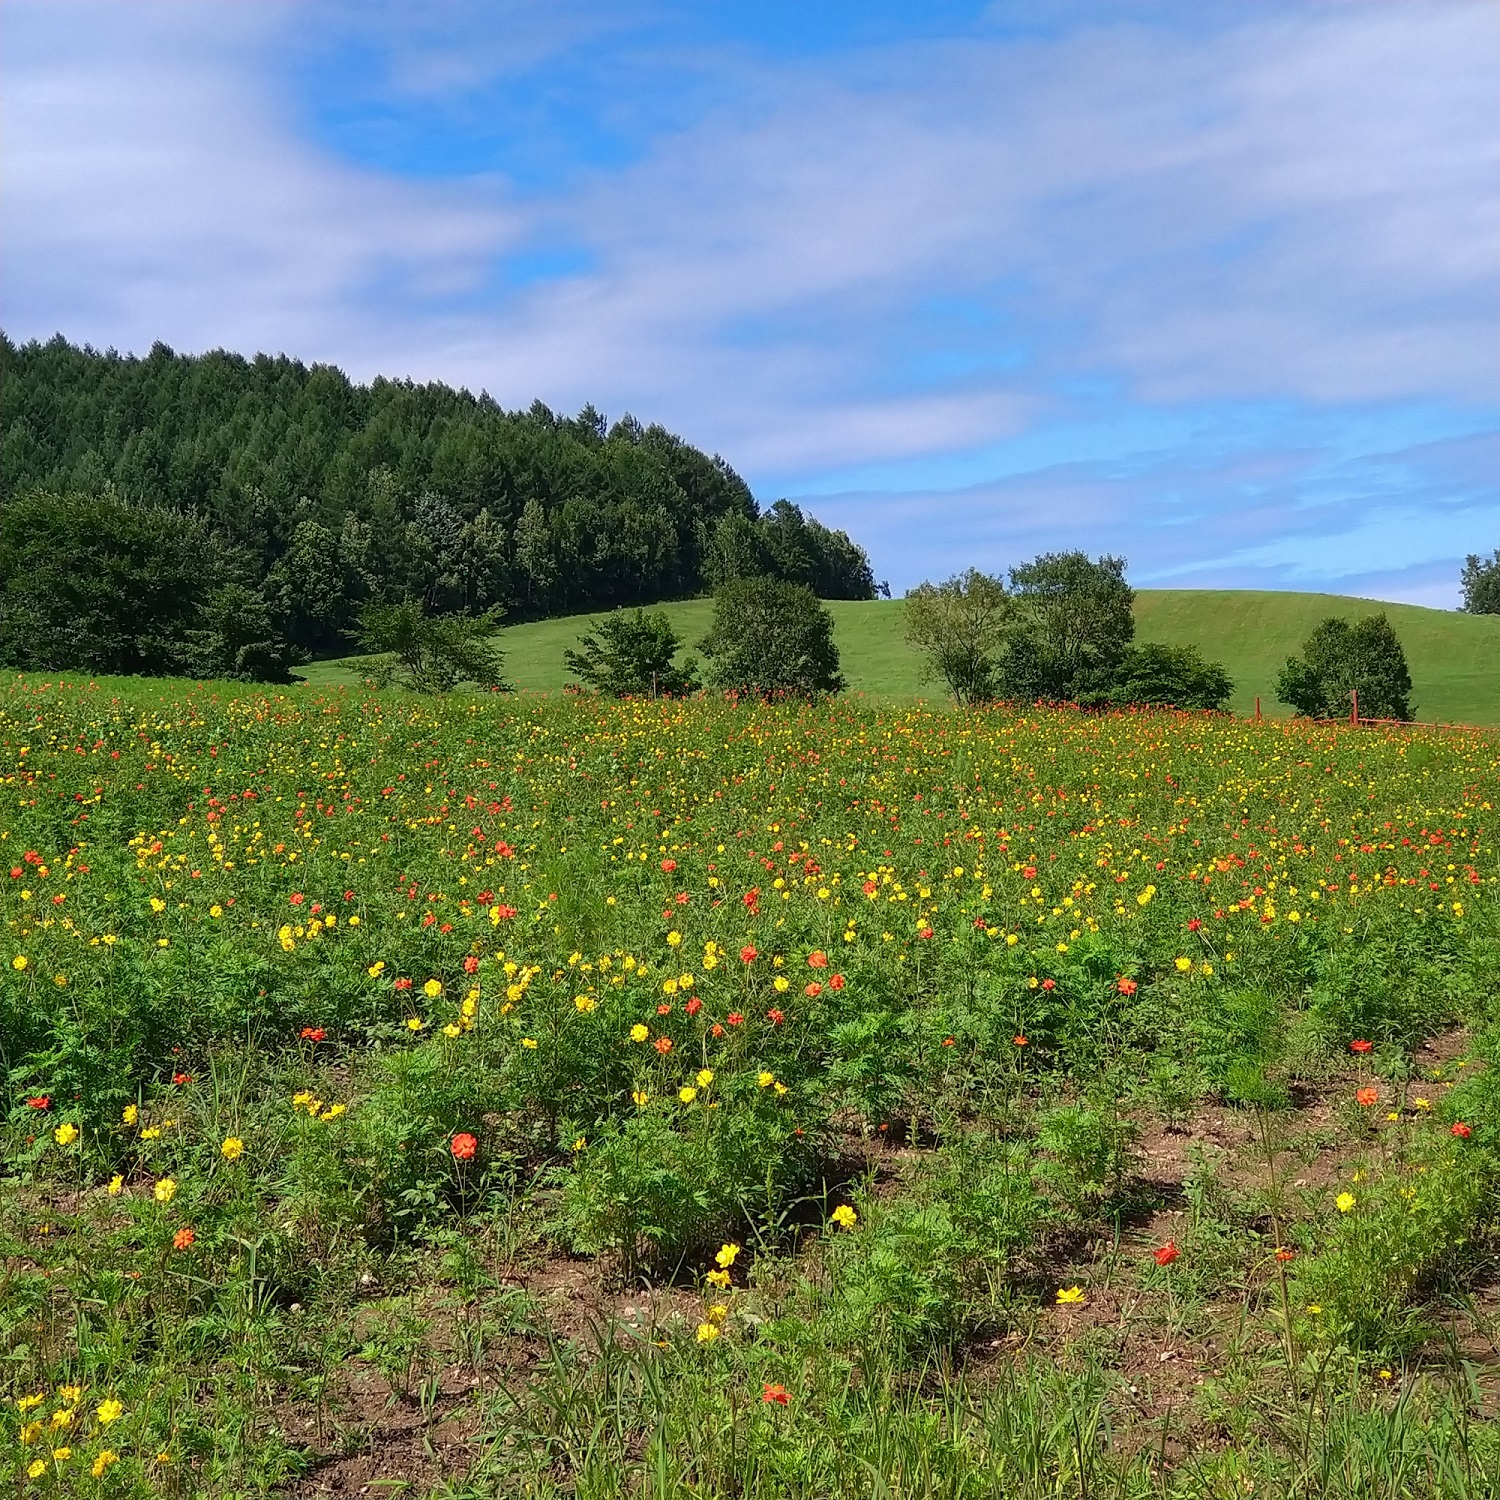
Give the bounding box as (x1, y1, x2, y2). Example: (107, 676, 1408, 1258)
(2, 0, 1495, 594)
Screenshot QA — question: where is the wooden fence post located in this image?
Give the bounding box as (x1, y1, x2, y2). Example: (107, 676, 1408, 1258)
(1351, 688, 1359, 726)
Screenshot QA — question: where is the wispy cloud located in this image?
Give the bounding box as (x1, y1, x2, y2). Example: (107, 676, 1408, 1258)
(2, 0, 1496, 601)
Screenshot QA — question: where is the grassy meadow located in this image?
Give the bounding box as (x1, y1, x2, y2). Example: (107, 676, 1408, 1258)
(3, 674, 1500, 1497)
(300, 589, 1500, 725)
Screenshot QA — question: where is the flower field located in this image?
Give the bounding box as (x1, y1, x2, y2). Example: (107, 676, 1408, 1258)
(3, 679, 1500, 1497)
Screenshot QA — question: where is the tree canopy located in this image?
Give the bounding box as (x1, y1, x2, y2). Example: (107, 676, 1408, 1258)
(564, 609, 699, 697)
(0, 334, 876, 678)
(1276, 615, 1412, 721)
(700, 578, 844, 699)
(1460, 550, 1500, 615)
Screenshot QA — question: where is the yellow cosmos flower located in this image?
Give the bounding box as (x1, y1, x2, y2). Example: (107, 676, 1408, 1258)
(715, 1242, 740, 1268)
(221, 1137, 244, 1160)
(1336, 1192, 1357, 1213)
(153, 1178, 177, 1203)
(423, 979, 442, 999)
(695, 1322, 720, 1343)
(1056, 1286, 1086, 1305)
(53, 1122, 79, 1146)
(830, 1204, 858, 1229)
(678, 1086, 698, 1104)
(630, 1023, 649, 1043)
(95, 1399, 123, 1425)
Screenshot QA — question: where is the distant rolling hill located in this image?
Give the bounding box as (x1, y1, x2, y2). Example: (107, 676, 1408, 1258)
(297, 591, 1500, 726)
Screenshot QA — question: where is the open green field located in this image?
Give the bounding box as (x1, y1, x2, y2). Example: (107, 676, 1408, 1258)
(298, 590, 1500, 724)
(3, 680, 1499, 1497)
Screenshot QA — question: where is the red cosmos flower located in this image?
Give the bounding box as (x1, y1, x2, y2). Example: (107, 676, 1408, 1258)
(685, 997, 703, 1016)
(1452, 1122, 1473, 1139)
(805, 982, 823, 997)
(1117, 977, 1138, 995)
(973, 918, 987, 930)
(27, 1095, 50, 1111)
(172, 1072, 193, 1086)
(863, 880, 878, 896)
(657, 1002, 673, 1016)
(726, 1012, 744, 1027)
(394, 977, 413, 991)
(807, 951, 828, 969)
(1041, 978, 1056, 991)
(917, 926, 934, 939)
(660, 859, 677, 873)
(711, 1023, 725, 1038)
(493, 904, 517, 919)
(654, 1037, 674, 1055)
(1023, 866, 1037, 879)
(1355, 1086, 1379, 1106)
(451, 1132, 478, 1160)
(739, 945, 758, 964)
(743, 889, 760, 911)
(463, 956, 480, 974)
(675, 892, 690, 905)
(300, 1027, 326, 1042)
(829, 974, 845, 991)
(1013, 1035, 1028, 1047)
(1275, 1247, 1296, 1262)
(1349, 1039, 1373, 1054)
(766, 1008, 785, 1025)
(761, 1382, 791, 1406)
(8, 867, 20, 878)
(942, 1036, 955, 1047)
(1153, 1241, 1179, 1267)
(1187, 918, 1202, 932)
(173, 1227, 195, 1251)
(289, 893, 305, 906)
(344, 890, 355, 901)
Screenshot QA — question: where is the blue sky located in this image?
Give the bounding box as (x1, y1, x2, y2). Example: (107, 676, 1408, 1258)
(3, 0, 1497, 603)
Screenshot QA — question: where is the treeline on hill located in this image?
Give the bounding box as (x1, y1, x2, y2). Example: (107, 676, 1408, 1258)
(899, 555, 1414, 719)
(0, 333, 875, 680)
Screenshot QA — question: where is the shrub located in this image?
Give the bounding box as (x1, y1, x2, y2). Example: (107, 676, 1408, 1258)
(1091, 642, 1233, 711)
(563, 608, 700, 697)
(1297, 1134, 1497, 1352)
(826, 1136, 1051, 1351)
(1276, 614, 1412, 721)
(700, 577, 843, 697)
(902, 570, 1010, 705)
(560, 1094, 819, 1273)
(355, 598, 508, 692)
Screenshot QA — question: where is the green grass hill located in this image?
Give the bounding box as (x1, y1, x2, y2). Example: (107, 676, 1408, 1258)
(297, 590, 1500, 725)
